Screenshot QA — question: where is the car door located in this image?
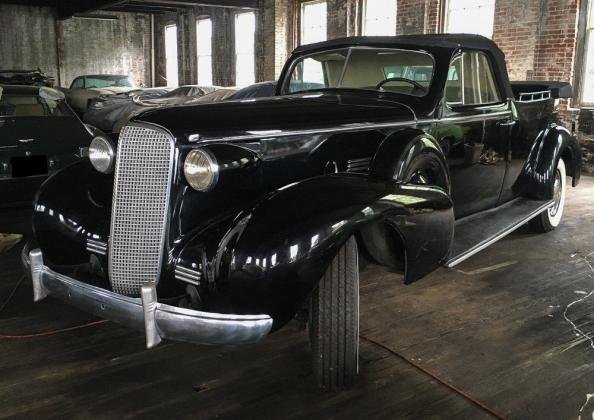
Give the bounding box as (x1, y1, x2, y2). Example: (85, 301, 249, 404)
(436, 50, 512, 219)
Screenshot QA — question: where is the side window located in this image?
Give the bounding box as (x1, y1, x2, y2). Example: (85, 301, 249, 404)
(445, 51, 502, 107)
(71, 77, 84, 89)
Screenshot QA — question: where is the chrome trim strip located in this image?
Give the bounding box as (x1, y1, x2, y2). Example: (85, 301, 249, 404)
(29, 249, 273, 346)
(445, 200, 554, 268)
(518, 90, 551, 102)
(175, 270, 201, 280)
(86, 244, 107, 256)
(87, 239, 107, 247)
(175, 265, 202, 276)
(174, 275, 201, 286)
(199, 111, 513, 142)
(347, 157, 372, 163)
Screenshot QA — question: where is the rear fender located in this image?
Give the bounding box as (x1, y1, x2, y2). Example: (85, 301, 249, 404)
(213, 174, 453, 329)
(517, 124, 581, 199)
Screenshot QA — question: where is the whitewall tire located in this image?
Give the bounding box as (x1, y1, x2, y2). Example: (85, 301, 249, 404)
(530, 158, 567, 232)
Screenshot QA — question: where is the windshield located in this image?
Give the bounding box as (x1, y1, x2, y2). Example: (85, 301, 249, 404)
(85, 76, 134, 89)
(283, 47, 434, 97)
(0, 94, 73, 117)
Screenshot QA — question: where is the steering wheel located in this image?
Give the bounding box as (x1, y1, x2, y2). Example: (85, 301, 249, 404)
(376, 77, 427, 93)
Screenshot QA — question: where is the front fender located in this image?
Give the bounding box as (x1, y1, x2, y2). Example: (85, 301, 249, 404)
(213, 174, 453, 329)
(517, 124, 581, 199)
(33, 160, 113, 267)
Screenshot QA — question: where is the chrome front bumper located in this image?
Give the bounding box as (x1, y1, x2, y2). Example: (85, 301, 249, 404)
(27, 249, 273, 348)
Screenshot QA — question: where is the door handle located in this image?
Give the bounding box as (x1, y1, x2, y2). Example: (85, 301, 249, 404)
(497, 120, 517, 127)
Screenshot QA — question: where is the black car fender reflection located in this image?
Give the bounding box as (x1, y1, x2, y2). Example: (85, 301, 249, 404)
(516, 124, 581, 199)
(32, 161, 113, 267)
(371, 128, 451, 192)
(212, 174, 453, 330)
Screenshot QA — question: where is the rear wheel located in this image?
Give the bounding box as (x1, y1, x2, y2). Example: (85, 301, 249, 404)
(529, 158, 566, 233)
(309, 236, 359, 389)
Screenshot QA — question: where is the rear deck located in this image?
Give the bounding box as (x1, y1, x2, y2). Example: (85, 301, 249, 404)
(1, 178, 594, 419)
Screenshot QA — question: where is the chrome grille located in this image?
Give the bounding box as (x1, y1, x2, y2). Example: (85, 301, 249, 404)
(108, 124, 174, 295)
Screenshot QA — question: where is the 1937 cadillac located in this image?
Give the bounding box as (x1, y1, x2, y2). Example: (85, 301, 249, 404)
(24, 35, 581, 389)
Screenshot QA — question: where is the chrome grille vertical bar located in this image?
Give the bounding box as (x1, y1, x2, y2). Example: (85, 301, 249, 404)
(108, 123, 175, 296)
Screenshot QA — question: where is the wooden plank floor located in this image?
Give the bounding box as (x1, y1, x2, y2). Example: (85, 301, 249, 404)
(2, 178, 594, 419)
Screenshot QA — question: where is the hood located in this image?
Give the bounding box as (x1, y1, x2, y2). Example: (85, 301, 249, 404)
(133, 91, 417, 143)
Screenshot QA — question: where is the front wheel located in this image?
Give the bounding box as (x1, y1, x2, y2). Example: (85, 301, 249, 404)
(529, 158, 567, 233)
(309, 236, 359, 389)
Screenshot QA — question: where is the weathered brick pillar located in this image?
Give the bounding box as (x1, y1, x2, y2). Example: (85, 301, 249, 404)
(327, 0, 358, 39)
(258, 0, 293, 81)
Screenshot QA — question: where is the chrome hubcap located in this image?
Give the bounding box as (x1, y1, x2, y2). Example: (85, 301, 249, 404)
(410, 169, 431, 185)
(549, 169, 563, 217)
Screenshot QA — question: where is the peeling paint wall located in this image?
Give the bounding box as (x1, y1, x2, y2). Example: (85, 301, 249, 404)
(57, 12, 151, 88)
(0, 5, 59, 81)
(0, 4, 151, 88)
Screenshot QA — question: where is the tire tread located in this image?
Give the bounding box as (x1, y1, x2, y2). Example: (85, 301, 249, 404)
(309, 236, 359, 389)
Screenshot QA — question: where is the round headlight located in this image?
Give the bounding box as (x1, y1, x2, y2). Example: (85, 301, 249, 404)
(184, 149, 219, 192)
(89, 136, 115, 174)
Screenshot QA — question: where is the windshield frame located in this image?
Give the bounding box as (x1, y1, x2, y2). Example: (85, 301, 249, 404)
(280, 46, 436, 97)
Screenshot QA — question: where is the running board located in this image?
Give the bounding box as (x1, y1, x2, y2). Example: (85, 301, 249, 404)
(445, 198, 554, 268)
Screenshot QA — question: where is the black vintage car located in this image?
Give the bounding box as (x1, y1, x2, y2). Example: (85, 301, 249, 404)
(24, 35, 581, 389)
(0, 85, 93, 206)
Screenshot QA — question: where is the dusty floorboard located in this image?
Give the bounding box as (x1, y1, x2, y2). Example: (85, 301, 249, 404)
(1, 178, 594, 419)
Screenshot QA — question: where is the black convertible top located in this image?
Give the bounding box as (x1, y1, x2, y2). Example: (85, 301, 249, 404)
(292, 34, 501, 55)
(291, 34, 514, 100)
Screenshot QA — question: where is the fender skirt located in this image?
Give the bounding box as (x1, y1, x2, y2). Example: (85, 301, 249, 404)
(216, 174, 453, 329)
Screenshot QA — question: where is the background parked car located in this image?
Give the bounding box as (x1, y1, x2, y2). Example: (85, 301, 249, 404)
(226, 80, 277, 100)
(83, 87, 172, 132)
(112, 87, 239, 134)
(83, 85, 215, 133)
(0, 85, 94, 206)
(62, 74, 137, 114)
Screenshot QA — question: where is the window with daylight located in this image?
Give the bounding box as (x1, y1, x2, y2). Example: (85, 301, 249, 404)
(164, 24, 178, 87)
(444, 0, 496, 39)
(196, 17, 213, 86)
(363, 0, 397, 36)
(300, 1, 327, 85)
(300, 0, 327, 45)
(235, 11, 256, 87)
(445, 51, 501, 106)
(581, 1, 594, 105)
